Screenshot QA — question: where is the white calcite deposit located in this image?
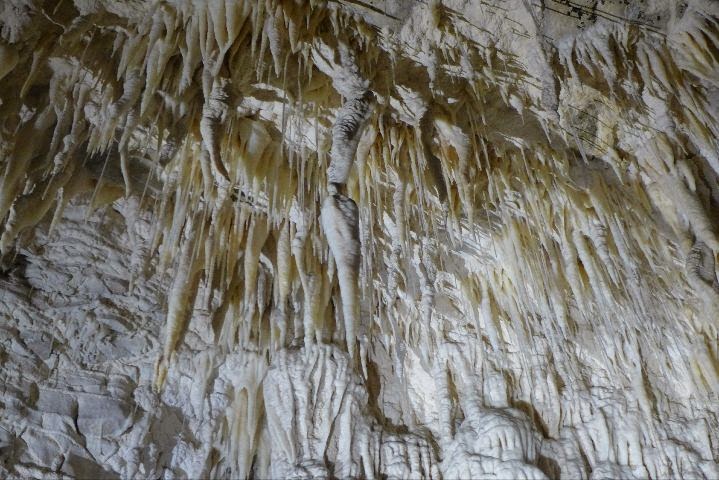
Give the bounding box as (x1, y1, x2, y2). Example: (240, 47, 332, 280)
(1, 0, 719, 478)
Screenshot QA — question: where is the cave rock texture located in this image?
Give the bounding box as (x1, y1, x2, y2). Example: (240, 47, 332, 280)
(1, 0, 719, 478)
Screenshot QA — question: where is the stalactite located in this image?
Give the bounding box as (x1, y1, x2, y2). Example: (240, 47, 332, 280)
(0, 1, 718, 479)
(321, 193, 361, 356)
(200, 75, 233, 184)
(319, 41, 372, 360)
(328, 92, 372, 188)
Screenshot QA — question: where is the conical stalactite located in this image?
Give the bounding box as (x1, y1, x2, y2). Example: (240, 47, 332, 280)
(0, 1, 718, 479)
(320, 42, 372, 361)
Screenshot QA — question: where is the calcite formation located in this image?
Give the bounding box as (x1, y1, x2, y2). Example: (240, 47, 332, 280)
(1, 0, 718, 478)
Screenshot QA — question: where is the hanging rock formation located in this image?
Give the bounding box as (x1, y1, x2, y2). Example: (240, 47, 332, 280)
(1, 0, 719, 478)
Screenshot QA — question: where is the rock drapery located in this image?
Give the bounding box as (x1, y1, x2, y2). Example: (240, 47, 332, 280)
(1, 0, 719, 478)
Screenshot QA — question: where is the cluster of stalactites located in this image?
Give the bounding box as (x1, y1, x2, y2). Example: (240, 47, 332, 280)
(2, 6, 719, 469)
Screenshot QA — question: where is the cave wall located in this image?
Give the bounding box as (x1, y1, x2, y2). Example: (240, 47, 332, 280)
(1, 0, 718, 478)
